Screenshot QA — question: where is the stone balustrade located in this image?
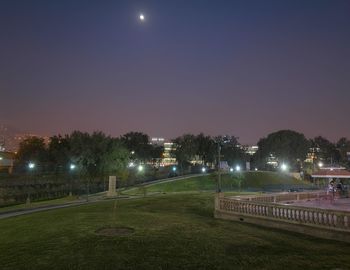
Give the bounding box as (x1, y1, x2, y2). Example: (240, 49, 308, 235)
(215, 192, 350, 242)
(235, 191, 328, 203)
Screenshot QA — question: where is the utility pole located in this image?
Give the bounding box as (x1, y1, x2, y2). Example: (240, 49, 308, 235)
(217, 143, 221, 193)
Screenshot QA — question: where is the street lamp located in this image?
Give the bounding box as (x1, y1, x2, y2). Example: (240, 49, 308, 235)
(68, 164, 76, 196)
(28, 162, 35, 169)
(27, 162, 36, 205)
(281, 163, 288, 172)
(138, 165, 144, 172)
(229, 167, 234, 172)
(201, 167, 206, 173)
(172, 166, 177, 172)
(128, 162, 135, 168)
(70, 164, 76, 170)
(318, 162, 324, 168)
(236, 165, 241, 172)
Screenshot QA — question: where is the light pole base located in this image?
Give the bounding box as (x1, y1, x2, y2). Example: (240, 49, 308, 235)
(26, 197, 31, 206)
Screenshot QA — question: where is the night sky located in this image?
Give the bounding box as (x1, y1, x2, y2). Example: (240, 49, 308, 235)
(1, 0, 349, 144)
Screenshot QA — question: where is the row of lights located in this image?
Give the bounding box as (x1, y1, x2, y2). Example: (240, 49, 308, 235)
(27, 162, 77, 171)
(279, 161, 324, 172)
(229, 165, 242, 172)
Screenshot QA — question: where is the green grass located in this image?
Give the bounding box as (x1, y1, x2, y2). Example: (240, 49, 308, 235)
(0, 193, 349, 270)
(124, 171, 310, 196)
(0, 196, 80, 214)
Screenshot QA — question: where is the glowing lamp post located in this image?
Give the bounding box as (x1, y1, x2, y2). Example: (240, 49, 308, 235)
(69, 164, 76, 196)
(28, 162, 35, 169)
(281, 163, 288, 172)
(26, 162, 36, 205)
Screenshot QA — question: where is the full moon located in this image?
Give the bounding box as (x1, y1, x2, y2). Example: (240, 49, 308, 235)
(139, 13, 145, 21)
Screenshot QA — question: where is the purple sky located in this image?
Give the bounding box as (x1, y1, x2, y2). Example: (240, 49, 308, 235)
(1, 0, 349, 144)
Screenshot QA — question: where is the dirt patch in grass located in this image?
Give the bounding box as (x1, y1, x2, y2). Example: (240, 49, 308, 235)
(95, 226, 135, 237)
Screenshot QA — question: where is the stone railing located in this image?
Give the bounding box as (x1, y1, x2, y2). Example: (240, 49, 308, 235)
(215, 192, 350, 242)
(233, 191, 328, 204)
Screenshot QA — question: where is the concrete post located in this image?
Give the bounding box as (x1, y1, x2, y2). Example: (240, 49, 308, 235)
(107, 176, 117, 197)
(215, 192, 225, 211)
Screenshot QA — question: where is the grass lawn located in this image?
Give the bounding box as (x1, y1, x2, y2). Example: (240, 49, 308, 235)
(0, 193, 349, 270)
(0, 196, 80, 214)
(124, 171, 310, 196)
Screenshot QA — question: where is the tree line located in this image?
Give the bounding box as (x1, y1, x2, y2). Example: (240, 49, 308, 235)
(14, 131, 164, 177)
(12, 129, 350, 178)
(254, 130, 350, 171)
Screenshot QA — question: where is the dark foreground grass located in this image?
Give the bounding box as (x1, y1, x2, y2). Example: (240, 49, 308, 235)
(0, 193, 349, 270)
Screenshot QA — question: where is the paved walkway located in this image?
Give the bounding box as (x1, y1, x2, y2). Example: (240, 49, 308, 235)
(0, 174, 205, 220)
(0, 202, 87, 220)
(283, 197, 350, 212)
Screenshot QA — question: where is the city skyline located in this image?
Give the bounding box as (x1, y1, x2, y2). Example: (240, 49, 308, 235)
(1, 0, 350, 144)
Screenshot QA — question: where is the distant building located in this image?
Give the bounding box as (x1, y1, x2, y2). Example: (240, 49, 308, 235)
(305, 147, 321, 163)
(0, 124, 50, 152)
(267, 154, 279, 168)
(150, 137, 165, 146)
(162, 142, 177, 166)
(0, 151, 15, 174)
(150, 137, 177, 166)
(244, 145, 258, 156)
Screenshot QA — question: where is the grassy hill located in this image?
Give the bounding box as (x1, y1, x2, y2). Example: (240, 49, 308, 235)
(124, 171, 311, 196)
(0, 193, 348, 270)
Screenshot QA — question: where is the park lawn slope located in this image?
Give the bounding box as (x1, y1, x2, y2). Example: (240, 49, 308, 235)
(124, 171, 310, 196)
(0, 193, 349, 270)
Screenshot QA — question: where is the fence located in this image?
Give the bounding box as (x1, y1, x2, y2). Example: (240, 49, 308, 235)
(215, 191, 350, 242)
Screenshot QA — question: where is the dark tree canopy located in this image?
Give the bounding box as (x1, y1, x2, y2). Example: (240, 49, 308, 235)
(69, 131, 129, 179)
(255, 130, 310, 169)
(120, 132, 158, 162)
(337, 137, 350, 166)
(16, 136, 47, 170)
(47, 135, 71, 173)
(311, 136, 340, 164)
(172, 134, 245, 169)
(219, 136, 246, 167)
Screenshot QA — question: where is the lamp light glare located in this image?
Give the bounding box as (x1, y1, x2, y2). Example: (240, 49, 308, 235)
(28, 162, 35, 169)
(128, 162, 135, 168)
(281, 163, 288, 171)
